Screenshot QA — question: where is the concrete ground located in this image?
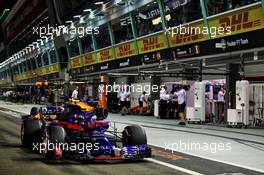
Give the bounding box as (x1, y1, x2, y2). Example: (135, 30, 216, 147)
(0, 100, 264, 175)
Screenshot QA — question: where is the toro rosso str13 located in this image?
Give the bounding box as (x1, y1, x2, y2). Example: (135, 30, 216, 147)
(21, 101, 151, 160)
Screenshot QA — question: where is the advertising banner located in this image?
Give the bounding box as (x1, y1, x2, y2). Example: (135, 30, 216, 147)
(97, 48, 114, 62)
(83, 53, 96, 65)
(138, 33, 166, 54)
(209, 5, 264, 38)
(70, 56, 82, 68)
(115, 42, 136, 59)
(168, 21, 207, 48)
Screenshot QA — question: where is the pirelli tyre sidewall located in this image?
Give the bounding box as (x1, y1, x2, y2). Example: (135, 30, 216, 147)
(21, 119, 42, 147)
(43, 126, 66, 159)
(122, 125, 147, 147)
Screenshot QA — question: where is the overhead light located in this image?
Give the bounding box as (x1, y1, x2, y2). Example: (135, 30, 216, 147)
(115, 0, 126, 5)
(29, 44, 35, 50)
(79, 17, 85, 24)
(89, 12, 96, 19)
(94, 2, 104, 5)
(37, 39, 44, 46)
(42, 36, 49, 43)
(65, 20, 73, 24)
(73, 15, 81, 18)
(83, 9, 92, 12)
(102, 3, 107, 12)
(33, 42, 40, 48)
(23, 49, 28, 54)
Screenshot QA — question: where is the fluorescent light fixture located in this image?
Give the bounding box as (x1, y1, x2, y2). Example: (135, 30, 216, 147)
(79, 17, 85, 24)
(65, 20, 73, 24)
(102, 4, 107, 11)
(29, 44, 35, 50)
(89, 12, 96, 19)
(83, 9, 92, 12)
(73, 15, 81, 18)
(115, 0, 126, 5)
(42, 36, 49, 43)
(33, 42, 40, 48)
(37, 39, 44, 45)
(94, 2, 104, 5)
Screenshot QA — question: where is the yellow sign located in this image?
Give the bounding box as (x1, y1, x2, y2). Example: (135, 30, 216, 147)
(209, 4, 264, 38)
(50, 64, 59, 73)
(168, 21, 207, 47)
(97, 48, 113, 62)
(83, 53, 96, 65)
(36, 68, 43, 76)
(138, 33, 166, 54)
(71, 56, 82, 68)
(115, 42, 136, 59)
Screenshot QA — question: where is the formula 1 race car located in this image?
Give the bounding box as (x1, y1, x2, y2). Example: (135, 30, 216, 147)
(20, 101, 151, 160)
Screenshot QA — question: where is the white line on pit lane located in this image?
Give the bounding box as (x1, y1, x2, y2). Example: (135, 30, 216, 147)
(149, 143, 264, 174)
(146, 158, 204, 175)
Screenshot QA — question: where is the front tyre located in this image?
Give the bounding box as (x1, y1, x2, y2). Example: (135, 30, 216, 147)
(122, 125, 147, 146)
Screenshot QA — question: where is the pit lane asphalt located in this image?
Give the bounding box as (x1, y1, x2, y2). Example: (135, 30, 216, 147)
(1, 111, 264, 175)
(0, 112, 187, 175)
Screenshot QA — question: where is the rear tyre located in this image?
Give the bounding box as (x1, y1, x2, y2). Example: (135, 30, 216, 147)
(122, 125, 147, 146)
(21, 119, 42, 147)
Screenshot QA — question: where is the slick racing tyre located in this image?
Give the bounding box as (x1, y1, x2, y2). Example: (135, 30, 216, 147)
(30, 107, 40, 116)
(21, 119, 42, 147)
(43, 126, 66, 160)
(122, 125, 147, 146)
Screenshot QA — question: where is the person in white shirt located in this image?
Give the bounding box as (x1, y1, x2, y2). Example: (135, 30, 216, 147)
(71, 86, 79, 100)
(218, 87, 225, 102)
(159, 86, 169, 118)
(119, 89, 128, 115)
(174, 85, 187, 125)
(139, 91, 147, 114)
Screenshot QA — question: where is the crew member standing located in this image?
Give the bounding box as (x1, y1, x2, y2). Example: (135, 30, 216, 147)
(71, 86, 79, 100)
(159, 86, 169, 119)
(175, 85, 187, 125)
(139, 91, 147, 114)
(217, 87, 225, 123)
(119, 89, 128, 115)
